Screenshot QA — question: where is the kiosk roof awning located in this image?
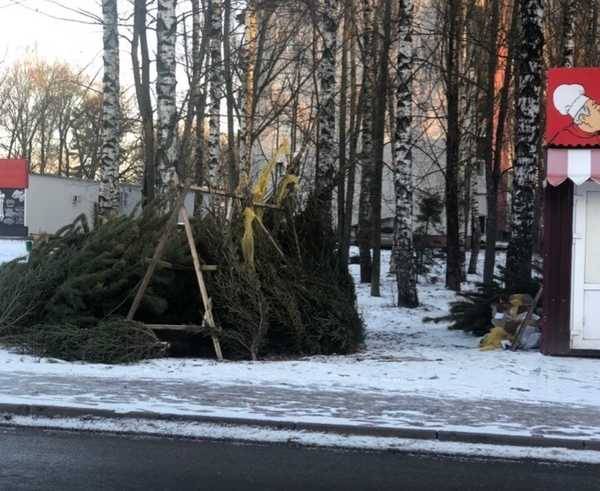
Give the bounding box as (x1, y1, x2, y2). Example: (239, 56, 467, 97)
(547, 148, 600, 186)
(0, 159, 28, 188)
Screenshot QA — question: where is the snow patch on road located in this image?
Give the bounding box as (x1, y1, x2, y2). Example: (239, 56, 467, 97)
(4, 414, 600, 465)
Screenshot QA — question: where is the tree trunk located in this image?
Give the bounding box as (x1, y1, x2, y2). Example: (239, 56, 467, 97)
(194, 3, 212, 212)
(370, 0, 392, 297)
(207, 0, 224, 189)
(223, 0, 238, 193)
(156, 0, 179, 194)
(342, 19, 360, 267)
(482, 0, 502, 285)
(560, 0, 576, 67)
(393, 0, 418, 308)
(239, 1, 258, 187)
(358, 0, 375, 283)
(505, 0, 545, 292)
(97, 0, 121, 221)
(133, 0, 155, 204)
(445, 0, 462, 292)
(337, 0, 350, 270)
(315, 0, 338, 227)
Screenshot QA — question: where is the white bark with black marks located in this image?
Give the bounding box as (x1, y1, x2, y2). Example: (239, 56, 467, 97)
(505, 0, 544, 291)
(392, 0, 418, 308)
(98, 0, 121, 221)
(157, 0, 178, 193)
(315, 0, 338, 225)
(560, 0, 576, 67)
(207, 0, 224, 188)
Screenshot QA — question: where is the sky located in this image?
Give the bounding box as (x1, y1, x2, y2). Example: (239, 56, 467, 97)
(0, 0, 105, 76)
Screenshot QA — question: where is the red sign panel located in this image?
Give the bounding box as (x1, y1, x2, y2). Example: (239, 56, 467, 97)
(0, 159, 29, 188)
(546, 68, 600, 147)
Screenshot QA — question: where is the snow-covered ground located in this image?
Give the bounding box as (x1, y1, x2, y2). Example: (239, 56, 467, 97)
(0, 244, 599, 449)
(0, 239, 27, 264)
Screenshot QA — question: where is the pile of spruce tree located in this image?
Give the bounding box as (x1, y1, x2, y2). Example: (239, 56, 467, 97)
(0, 199, 363, 363)
(424, 266, 541, 336)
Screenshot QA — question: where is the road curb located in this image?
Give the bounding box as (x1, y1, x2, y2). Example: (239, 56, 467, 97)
(1, 402, 599, 451)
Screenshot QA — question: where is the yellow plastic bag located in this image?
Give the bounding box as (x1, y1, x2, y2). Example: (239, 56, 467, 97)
(479, 327, 513, 351)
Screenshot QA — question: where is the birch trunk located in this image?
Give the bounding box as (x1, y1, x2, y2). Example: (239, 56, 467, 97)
(156, 0, 178, 193)
(207, 0, 224, 188)
(98, 0, 121, 221)
(505, 0, 544, 292)
(560, 0, 576, 67)
(194, 3, 211, 211)
(468, 159, 482, 275)
(357, 0, 374, 283)
(393, 0, 418, 308)
(315, 0, 338, 226)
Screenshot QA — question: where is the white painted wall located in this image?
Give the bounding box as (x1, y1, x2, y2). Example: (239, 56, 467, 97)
(26, 174, 195, 235)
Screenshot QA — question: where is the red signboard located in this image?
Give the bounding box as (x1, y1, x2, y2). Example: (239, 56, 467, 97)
(0, 159, 29, 188)
(546, 68, 600, 147)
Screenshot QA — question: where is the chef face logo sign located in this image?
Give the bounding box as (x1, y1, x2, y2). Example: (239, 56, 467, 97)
(546, 68, 600, 147)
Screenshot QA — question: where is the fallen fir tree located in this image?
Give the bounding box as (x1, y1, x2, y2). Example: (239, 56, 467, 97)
(0, 198, 364, 363)
(424, 266, 541, 337)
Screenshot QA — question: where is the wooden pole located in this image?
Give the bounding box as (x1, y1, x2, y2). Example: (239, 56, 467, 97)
(190, 185, 281, 210)
(179, 206, 224, 361)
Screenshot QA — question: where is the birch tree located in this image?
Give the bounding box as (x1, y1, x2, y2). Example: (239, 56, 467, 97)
(97, 0, 121, 221)
(560, 0, 576, 66)
(156, 0, 178, 193)
(392, 0, 418, 308)
(505, 0, 545, 291)
(207, 0, 224, 188)
(315, 0, 338, 226)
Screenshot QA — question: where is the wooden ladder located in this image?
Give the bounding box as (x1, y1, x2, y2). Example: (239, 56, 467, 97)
(126, 185, 223, 361)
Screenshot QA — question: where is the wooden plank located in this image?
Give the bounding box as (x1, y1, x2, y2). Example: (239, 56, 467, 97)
(189, 185, 281, 210)
(143, 258, 217, 272)
(146, 324, 205, 333)
(179, 207, 224, 361)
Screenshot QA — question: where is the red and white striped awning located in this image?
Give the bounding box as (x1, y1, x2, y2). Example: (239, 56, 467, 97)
(547, 148, 600, 186)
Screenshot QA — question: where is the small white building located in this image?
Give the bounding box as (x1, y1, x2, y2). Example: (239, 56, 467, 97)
(26, 174, 195, 236)
(0, 160, 194, 237)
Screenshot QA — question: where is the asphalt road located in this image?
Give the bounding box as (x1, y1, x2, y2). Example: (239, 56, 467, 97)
(0, 426, 599, 491)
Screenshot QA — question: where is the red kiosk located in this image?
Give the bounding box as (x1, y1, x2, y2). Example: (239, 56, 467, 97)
(543, 68, 600, 355)
(0, 159, 28, 238)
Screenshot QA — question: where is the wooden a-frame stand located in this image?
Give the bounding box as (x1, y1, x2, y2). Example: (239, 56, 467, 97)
(126, 185, 224, 361)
